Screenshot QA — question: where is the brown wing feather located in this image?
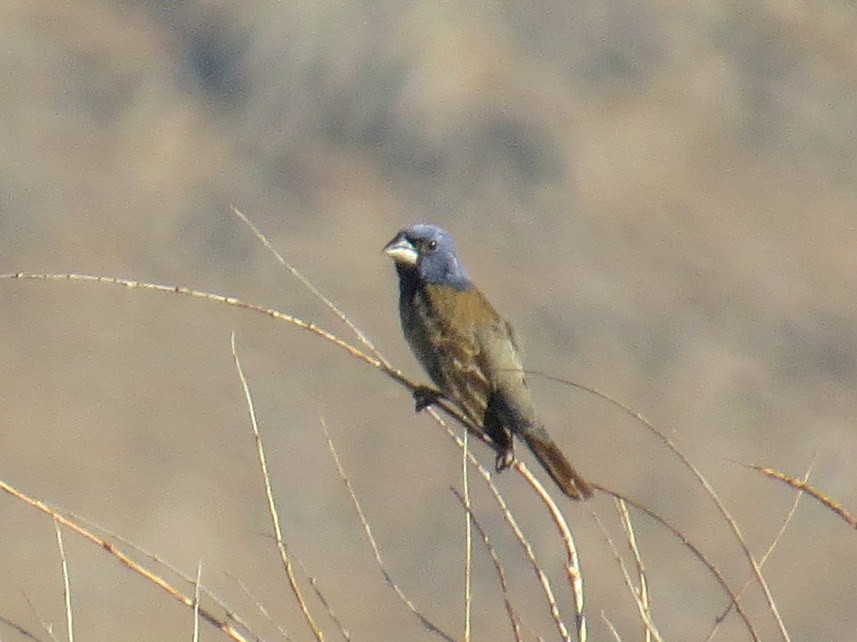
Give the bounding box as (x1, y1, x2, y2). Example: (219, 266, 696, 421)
(421, 285, 496, 426)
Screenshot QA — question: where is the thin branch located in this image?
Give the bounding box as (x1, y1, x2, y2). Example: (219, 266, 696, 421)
(600, 611, 624, 642)
(230, 206, 390, 369)
(294, 557, 353, 642)
(1, 271, 383, 370)
(0, 480, 253, 641)
(0, 612, 46, 642)
(57, 509, 260, 639)
(450, 488, 524, 642)
(52, 519, 74, 642)
(596, 486, 760, 642)
(747, 463, 857, 530)
(512, 460, 586, 641)
(230, 332, 325, 642)
(615, 499, 652, 642)
(0, 274, 491, 447)
(591, 508, 664, 642)
(421, 408, 580, 642)
(480, 467, 572, 642)
(462, 431, 473, 642)
(532, 373, 783, 642)
(413, 390, 592, 642)
(707, 461, 815, 641)
(22, 593, 60, 642)
(320, 417, 456, 642)
(193, 562, 202, 642)
(226, 573, 292, 641)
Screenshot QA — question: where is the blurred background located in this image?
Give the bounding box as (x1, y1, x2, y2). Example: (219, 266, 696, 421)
(1, 0, 855, 640)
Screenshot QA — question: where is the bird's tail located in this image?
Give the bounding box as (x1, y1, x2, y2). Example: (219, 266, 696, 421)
(523, 426, 593, 500)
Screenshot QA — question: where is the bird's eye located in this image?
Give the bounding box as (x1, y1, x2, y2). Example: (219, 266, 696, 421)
(426, 240, 438, 252)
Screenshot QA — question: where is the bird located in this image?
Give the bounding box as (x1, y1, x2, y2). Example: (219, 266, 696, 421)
(383, 223, 593, 500)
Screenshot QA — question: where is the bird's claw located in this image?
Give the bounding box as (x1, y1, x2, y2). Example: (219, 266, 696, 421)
(495, 449, 515, 472)
(413, 386, 443, 412)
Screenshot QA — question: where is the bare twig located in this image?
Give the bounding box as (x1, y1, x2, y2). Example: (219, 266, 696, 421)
(0, 273, 490, 448)
(52, 519, 74, 642)
(1, 271, 383, 372)
(748, 463, 857, 531)
(481, 468, 572, 642)
(420, 407, 582, 642)
(600, 611, 624, 642)
(596, 486, 760, 642)
(294, 557, 353, 642)
(616, 499, 655, 642)
(1, 480, 253, 641)
(194, 562, 202, 642)
(230, 332, 325, 642)
(226, 573, 292, 640)
(230, 207, 390, 369)
(320, 417, 456, 642)
(533, 373, 783, 641)
(58, 509, 259, 639)
(0, 612, 46, 641)
(450, 488, 524, 642)
(462, 431, 473, 642)
(22, 593, 60, 642)
(513, 460, 587, 641)
(707, 461, 815, 641)
(399, 395, 580, 642)
(591, 508, 663, 642)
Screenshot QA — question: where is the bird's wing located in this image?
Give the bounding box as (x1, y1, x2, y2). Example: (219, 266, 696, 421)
(504, 318, 521, 352)
(474, 311, 539, 429)
(433, 322, 492, 426)
(475, 316, 526, 390)
(445, 287, 536, 427)
(420, 285, 496, 425)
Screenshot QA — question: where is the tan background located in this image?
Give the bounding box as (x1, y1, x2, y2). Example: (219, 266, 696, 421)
(1, 1, 855, 640)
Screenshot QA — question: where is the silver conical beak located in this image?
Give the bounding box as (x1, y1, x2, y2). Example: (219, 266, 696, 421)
(383, 234, 418, 265)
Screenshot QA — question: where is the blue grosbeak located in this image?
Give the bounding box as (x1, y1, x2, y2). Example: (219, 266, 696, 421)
(384, 224, 593, 500)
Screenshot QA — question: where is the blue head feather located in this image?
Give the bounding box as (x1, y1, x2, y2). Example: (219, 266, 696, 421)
(386, 224, 471, 292)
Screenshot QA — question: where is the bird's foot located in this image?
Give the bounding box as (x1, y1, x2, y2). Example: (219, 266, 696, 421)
(413, 385, 443, 412)
(494, 448, 515, 472)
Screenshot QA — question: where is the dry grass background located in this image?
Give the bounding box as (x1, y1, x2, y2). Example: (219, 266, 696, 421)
(0, 0, 855, 640)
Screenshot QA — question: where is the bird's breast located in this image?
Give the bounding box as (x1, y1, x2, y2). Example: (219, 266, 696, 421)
(422, 284, 501, 328)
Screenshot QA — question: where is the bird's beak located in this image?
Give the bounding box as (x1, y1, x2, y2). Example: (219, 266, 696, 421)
(383, 233, 418, 265)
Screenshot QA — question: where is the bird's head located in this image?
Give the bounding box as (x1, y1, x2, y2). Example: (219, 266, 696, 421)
(384, 224, 470, 290)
